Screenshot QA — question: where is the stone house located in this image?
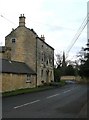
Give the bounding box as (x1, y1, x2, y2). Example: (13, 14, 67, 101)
(0, 14, 54, 92)
(1, 59, 36, 92)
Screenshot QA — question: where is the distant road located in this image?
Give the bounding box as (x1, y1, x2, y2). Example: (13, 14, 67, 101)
(2, 84, 88, 118)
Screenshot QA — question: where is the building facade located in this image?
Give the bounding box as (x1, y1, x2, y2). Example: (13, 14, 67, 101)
(1, 14, 54, 92)
(36, 36, 54, 85)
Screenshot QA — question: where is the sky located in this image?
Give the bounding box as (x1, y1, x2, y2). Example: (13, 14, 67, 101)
(0, 0, 88, 61)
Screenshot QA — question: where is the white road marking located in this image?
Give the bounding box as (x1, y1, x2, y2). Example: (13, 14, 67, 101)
(14, 99, 40, 109)
(46, 88, 74, 99)
(63, 89, 72, 93)
(46, 93, 59, 99)
(14, 87, 77, 109)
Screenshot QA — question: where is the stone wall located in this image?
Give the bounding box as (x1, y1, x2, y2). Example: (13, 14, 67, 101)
(23, 29, 37, 71)
(2, 73, 36, 92)
(61, 76, 76, 81)
(36, 37, 54, 85)
(5, 27, 37, 72)
(2, 15, 54, 90)
(0, 73, 2, 93)
(5, 27, 54, 86)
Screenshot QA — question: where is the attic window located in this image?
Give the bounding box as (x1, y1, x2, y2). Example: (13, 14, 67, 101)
(12, 38, 16, 43)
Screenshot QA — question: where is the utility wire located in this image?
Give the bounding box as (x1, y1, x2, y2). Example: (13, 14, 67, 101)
(1, 14, 88, 61)
(66, 14, 89, 59)
(66, 16, 87, 53)
(0, 14, 16, 25)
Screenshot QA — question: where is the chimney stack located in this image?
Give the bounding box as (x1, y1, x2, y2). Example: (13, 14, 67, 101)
(19, 14, 25, 27)
(41, 35, 45, 41)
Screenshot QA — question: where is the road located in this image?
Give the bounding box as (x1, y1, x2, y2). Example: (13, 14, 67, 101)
(2, 84, 88, 118)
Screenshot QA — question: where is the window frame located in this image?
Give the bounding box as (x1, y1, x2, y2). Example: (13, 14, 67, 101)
(26, 75, 31, 83)
(11, 38, 16, 43)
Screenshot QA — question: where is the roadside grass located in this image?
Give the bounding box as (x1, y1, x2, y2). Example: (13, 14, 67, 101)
(2, 86, 53, 97)
(2, 81, 66, 97)
(49, 80, 66, 86)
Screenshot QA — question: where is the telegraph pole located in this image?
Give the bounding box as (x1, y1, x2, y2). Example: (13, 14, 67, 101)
(87, 1, 89, 49)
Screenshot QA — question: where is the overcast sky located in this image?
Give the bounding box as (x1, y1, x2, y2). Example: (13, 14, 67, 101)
(0, 0, 88, 60)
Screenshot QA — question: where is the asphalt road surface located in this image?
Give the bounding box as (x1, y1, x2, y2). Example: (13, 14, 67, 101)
(2, 84, 88, 118)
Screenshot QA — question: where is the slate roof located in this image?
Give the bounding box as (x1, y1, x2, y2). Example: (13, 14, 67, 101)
(1, 59, 36, 75)
(36, 36, 54, 50)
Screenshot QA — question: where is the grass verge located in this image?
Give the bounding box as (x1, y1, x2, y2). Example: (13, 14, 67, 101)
(2, 86, 54, 97)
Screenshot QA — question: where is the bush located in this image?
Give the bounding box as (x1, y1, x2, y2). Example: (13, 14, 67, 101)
(54, 68, 61, 82)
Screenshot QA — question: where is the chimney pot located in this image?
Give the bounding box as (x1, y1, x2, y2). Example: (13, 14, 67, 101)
(19, 14, 25, 27)
(41, 35, 45, 41)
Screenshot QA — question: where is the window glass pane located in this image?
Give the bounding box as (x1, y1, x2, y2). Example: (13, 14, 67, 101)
(12, 38, 16, 43)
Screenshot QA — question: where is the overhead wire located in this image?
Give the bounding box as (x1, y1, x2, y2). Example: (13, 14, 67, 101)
(0, 14, 16, 25)
(65, 14, 89, 59)
(66, 16, 87, 54)
(1, 14, 88, 62)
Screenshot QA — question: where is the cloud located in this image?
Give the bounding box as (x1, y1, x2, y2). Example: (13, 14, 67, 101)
(46, 25, 75, 32)
(0, 0, 88, 59)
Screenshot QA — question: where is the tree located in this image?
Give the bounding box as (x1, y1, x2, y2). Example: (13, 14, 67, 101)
(55, 52, 67, 68)
(55, 53, 62, 68)
(65, 65, 75, 76)
(54, 52, 64, 82)
(78, 43, 89, 78)
(54, 67, 61, 82)
(54, 51, 77, 82)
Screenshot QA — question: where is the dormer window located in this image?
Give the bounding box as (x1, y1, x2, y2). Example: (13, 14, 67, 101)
(12, 38, 16, 43)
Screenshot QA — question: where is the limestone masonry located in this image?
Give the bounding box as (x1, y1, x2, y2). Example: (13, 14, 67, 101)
(0, 14, 54, 92)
